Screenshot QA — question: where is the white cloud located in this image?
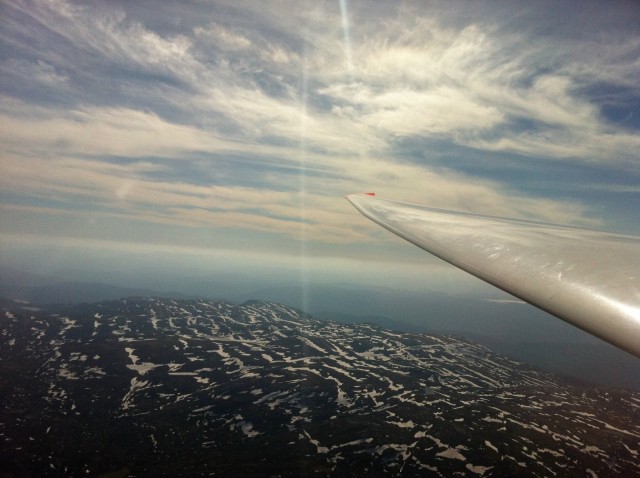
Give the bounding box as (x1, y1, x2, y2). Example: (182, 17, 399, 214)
(0, 102, 256, 158)
(194, 23, 252, 50)
(9, 0, 638, 164)
(1, 141, 600, 255)
(353, 86, 503, 136)
(0, 59, 68, 88)
(1, 0, 637, 256)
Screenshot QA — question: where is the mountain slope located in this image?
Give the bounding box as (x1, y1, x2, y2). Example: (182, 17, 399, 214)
(1, 297, 638, 477)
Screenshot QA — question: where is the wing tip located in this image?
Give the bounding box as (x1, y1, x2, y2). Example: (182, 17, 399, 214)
(346, 192, 376, 199)
(346, 192, 377, 205)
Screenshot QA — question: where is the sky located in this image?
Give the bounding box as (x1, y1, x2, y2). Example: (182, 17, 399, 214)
(1, 1, 639, 325)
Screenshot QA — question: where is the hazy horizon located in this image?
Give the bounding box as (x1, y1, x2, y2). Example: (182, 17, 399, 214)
(3, 256, 640, 392)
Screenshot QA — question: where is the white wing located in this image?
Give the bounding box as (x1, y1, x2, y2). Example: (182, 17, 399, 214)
(347, 193, 640, 358)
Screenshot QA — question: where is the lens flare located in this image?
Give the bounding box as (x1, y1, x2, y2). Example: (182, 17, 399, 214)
(339, 0, 355, 82)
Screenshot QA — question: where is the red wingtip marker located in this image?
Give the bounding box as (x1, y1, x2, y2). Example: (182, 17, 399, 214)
(365, 192, 376, 196)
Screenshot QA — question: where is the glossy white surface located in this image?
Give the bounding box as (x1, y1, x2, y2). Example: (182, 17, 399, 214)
(347, 193, 640, 358)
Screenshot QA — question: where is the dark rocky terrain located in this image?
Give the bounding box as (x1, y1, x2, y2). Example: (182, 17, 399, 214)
(1, 297, 638, 477)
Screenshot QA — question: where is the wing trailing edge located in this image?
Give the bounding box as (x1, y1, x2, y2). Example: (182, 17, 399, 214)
(346, 193, 640, 358)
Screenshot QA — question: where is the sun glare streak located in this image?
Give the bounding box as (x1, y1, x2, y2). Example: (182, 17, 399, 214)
(298, 44, 310, 312)
(339, 0, 355, 82)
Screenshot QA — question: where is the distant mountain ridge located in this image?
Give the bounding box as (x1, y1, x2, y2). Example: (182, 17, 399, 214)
(2, 265, 639, 390)
(1, 297, 638, 477)
(0, 267, 196, 304)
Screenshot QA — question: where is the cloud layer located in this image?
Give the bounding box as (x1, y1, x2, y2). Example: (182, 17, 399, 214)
(1, 0, 639, 260)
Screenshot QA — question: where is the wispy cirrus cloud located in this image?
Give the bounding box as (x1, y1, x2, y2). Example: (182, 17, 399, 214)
(1, 0, 638, 260)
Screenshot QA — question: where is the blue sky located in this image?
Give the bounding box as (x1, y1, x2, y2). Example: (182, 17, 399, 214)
(1, 0, 639, 300)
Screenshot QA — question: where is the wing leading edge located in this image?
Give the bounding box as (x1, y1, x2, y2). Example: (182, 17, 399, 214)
(346, 193, 640, 358)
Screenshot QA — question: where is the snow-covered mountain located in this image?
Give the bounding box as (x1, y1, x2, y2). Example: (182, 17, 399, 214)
(1, 297, 638, 477)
